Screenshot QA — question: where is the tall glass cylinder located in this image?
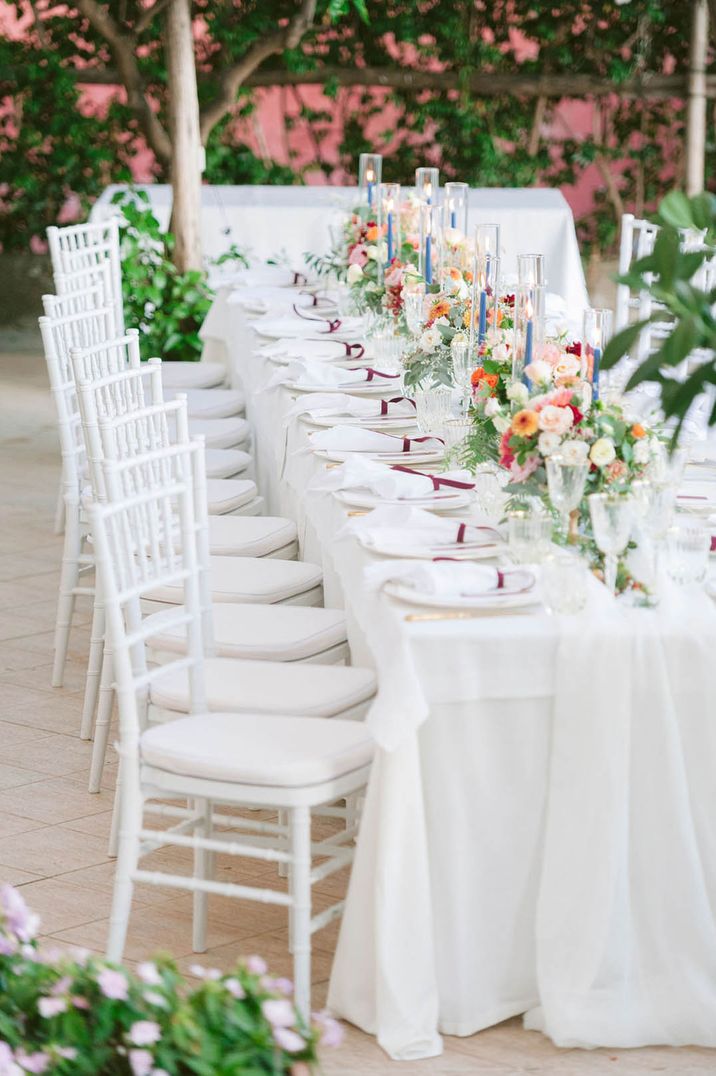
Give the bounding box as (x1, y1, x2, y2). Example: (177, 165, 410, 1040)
(512, 283, 546, 384)
(583, 307, 613, 401)
(358, 153, 382, 211)
(415, 167, 440, 205)
(475, 223, 500, 259)
(517, 253, 545, 287)
(443, 182, 469, 235)
(418, 202, 440, 286)
(469, 254, 500, 360)
(380, 182, 401, 266)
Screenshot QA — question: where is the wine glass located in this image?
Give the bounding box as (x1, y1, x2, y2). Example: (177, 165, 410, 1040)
(404, 285, 426, 338)
(414, 386, 453, 436)
(507, 509, 553, 564)
(630, 478, 676, 598)
(541, 551, 589, 614)
(545, 454, 589, 541)
(588, 492, 634, 596)
(451, 336, 473, 413)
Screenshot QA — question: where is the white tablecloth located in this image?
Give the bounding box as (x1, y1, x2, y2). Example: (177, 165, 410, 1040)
(91, 184, 589, 310)
(201, 287, 716, 1060)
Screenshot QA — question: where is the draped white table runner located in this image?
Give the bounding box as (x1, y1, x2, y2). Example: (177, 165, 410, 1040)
(201, 286, 716, 1061)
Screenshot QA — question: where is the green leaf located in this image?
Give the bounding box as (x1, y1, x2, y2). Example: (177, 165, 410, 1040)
(658, 190, 694, 229)
(601, 317, 651, 369)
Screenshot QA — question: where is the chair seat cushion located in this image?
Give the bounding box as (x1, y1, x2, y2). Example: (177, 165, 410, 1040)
(204, 448, 252, 480)
(146, 556, 323, 605)
(141, 712, 373, 788)
(160, 361, 225, 390)
(150, 656, 376, 718)
(165, 388, 246, 419)
(186, 417, 251, 450)
(146, 602, 346, 661)
(206, 478, 257, 514)
(207, 515, 297, 557)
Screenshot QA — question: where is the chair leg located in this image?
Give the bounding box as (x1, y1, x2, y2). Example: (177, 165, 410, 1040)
(89, 646, 114, 793)
(278, 809, 289, 878)
(107, 765, 121, 859)
(80, 590, 105, 740)
(192, 799, 211, 953)
(51, 508, 81, 687)
(106, 753, 140, 963)
(290, 805, 312, 1020)
(53, 484, 65, 536)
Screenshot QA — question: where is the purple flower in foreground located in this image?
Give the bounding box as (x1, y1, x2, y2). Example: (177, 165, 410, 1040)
(0, 937, 17, 957)
(0, 1043, 21, 1076)
(245, 955, 267, 975)
(38, 997, 67, 1018)
(143, 991, 168, 1010)
(224, 978, 245, 1000)
(273, 1027, 306, 1054)
(14, 1051, 49, 1074)
(137, 962, 161, 986)
(98, 968, 129, 1001)
(128, 1022, 161, 1048)
(52, 1049, 77, 1062)
(261, 999, 295, 1028)
(312, 1010, 344, 1048)
(128, 1050, 153, 1076)
(273, 977, 293, 996)
(0, 886, 39, 942)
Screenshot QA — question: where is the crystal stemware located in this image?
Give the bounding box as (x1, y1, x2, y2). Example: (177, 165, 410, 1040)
(404, 286, 426, 338)
(665, 520, 711, 585)
(588, 492, 634, 596)
(545, 454, 589, 541)
(451, 336, 473, 413)
(507, 509, 553, 564)
(541, 551, 588, 614)
(414, 386, 453, 436)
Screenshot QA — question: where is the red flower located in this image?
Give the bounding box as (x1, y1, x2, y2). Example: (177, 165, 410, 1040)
(566, 340, 582, 357)
(503, 293, 515, 306)
(499, 430, 515, 469)
(568, 404, 584, 425)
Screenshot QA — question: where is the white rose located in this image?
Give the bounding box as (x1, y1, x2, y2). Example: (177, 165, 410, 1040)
(493, 414, 511, 434)
(633, 438, 650, 465)
(560, 439, 590, 465)
(538, 431, 561, 456)
(443, 227, 463, 248)
(484, 397, 501, 418)
(346, 263, 363, 284)
(377, 241, 388, 262)
(553, 354, 581, 380)
(418, 327, 441, 353)
(491, 342, 510, 363)
(367, 244, 378, 261)
(524, 360, 552, 385)
(507, 382, 529, 406)
(538, 404, 573, 435)
(589, 437, 616, 467)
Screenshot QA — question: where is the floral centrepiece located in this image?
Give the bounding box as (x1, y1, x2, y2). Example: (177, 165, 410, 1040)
(0, 884, 340, 1075)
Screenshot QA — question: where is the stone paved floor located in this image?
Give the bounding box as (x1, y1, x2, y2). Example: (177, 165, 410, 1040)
(1, 340, 715, 1074)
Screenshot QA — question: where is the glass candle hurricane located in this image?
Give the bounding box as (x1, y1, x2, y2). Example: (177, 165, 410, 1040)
(418, 202, 441, 286)
(415, 166, 440, 205)
(380, 182, 401, 266)
(582, 307, 613, 401)
(443, 182, 469, 235)
(358, 153, 382, 211)
(517, 253, 545, 287)
(469, 253, 500, 358)
(512, 283, 546, 384)
(474, 223, 500, 260)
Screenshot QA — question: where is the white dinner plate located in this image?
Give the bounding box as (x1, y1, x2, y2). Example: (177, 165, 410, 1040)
(286, 381, 401, 396)
(306, 413, 418, 431)
(358, 531, 504, 561)
(313, 448, 445, 466)
(335, 489, 472, 513)
(384, 569, 538, 611)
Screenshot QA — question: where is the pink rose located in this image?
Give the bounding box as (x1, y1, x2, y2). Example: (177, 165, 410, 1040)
(538, 404, 573, 435)
(384, 264, 403, 288)
(538, 342, 562, 366)
(509, 456, 540, 482)
(547, 388, 574, 407)
(347, 244, 368, 267)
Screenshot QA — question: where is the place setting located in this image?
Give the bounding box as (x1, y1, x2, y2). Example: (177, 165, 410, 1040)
(342, 503, 504, 560)
(267, 357, 404, 395)
(307, 424, 445, 465)
(286, 391, 419, 431)
(310, 454, 475, 512)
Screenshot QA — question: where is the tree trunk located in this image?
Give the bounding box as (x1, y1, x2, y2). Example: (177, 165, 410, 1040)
(686, 0, 709, 196)
(165, 0, 203, 272)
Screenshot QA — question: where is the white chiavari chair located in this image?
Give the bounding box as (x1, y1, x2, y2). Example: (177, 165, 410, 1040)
(93, 441, 373, 1016)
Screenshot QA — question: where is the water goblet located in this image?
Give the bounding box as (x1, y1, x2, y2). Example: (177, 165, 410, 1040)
(588, 492, 634, 596)
(545, 454, 589, 542)
(665, 520, 711, 585)
(541, 551, 589, 614)
(508, 509, 553, 564)
(414, 386, 453, 437)
(441, 416, 474, 465)
(404, 286, 427, 337)
(474, 470, 504, 521)
(451, 336, 474, 413)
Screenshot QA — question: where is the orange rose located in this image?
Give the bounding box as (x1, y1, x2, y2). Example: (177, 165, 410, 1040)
(511, 409, 539, 437)
(483, 373, 499, 389)
(470, 366, 486, 386)
(631, 423, 646, 439)
(365, 225, 379, 242)
(464, 270, 473, 284)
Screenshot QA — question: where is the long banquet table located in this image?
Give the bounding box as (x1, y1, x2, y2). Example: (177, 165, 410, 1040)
(201, 286, 716, 1061)
(91, 183, 589, 312)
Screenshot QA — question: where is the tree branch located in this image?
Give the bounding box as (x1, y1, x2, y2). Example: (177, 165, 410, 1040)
(198, 0, 317, 143)
(135, 0, 175, 37)
(74, 0, 172, 163)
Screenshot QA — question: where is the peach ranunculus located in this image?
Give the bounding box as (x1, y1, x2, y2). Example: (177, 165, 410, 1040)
(631, 423, 646, 439)
(538, 342, 562, 366)
(429, 300, 451, 321)
(365, 225, 379, 242)
(511, 409, 540, 437)
(605, 459, 628, 483)
(538, 404, 573, 435)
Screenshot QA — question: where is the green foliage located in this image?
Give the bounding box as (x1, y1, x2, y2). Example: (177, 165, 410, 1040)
(112, 190, 213, 362)
(602, 190, 716, 440)
(0, 884, 337, 1073)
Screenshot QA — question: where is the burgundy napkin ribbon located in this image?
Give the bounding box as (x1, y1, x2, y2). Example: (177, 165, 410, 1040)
(364, 368, 401, 381)
(431, 560, 506, 588)
(391, 464, 475, 491)
(292, 271, 308, 286)
(711, 535, 716, 552)
(400, 435, 444, 453)
(298, 290, 333, 309)
(292, 304, 342, 333)
(343, 342, 365, 358)
(380, 396, 417, 415)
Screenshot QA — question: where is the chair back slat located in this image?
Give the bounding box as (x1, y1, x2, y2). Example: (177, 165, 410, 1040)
(47, 218, 124, 333)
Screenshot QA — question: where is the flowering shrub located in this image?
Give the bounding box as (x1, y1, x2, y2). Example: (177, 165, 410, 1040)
(0, 885, 340, 1075)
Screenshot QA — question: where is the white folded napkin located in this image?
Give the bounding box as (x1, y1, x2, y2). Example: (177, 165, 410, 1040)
(364, 559, 506, 597)
(284, 393, 416, 424)
(259, 338, 367, 363)
(343, 504, 500, 552)
(252, 313, 366, 340)
(228, 287, 325, 315)
(268, 360, 399, 390)
(233, 266, 307, 288)
(309, 455, 474, 499)
(310, 425, 442, 455)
